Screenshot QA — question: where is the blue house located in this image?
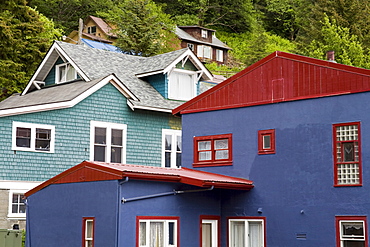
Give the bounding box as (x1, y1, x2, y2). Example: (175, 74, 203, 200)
(0, 41, 211, 229)
(26, 51, 370, 246)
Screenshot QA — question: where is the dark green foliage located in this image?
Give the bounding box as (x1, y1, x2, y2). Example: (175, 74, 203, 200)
(0, 0, 61, 100)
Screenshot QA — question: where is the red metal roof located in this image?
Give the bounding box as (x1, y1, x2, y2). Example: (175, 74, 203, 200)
(173, 51, 370, 115)
(25, 161, 254, 197)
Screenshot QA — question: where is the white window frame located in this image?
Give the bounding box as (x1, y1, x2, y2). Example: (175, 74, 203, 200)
(139, 219, 178, 247)
(339, 220, 366, 246)
(201, 29, 208, 38)
(84, 218, 94, 247)
(55, 62, 77, 84)
(12, 121, 55, 153)
(216, 49, 224, 62)
(197, 45, 204, 58)
(229, 218, 265, 247)
(89, 121, 127, 163)
(203, 46, 212, 59)
(202, 219, 218, 247)
(162, 129, 182, 168)
(8, 190, 27, 219)
(168, 69, 197, 101)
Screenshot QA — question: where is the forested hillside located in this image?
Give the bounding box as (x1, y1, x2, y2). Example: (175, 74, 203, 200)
(2, 0, 370, 100)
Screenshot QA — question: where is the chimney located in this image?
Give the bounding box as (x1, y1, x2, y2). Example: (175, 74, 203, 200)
(327, 51, 336, 63)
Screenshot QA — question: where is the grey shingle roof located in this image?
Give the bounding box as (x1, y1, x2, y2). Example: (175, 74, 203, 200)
(0, 41, 206, 114)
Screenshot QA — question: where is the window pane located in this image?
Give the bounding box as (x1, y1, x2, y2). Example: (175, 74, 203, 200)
(86, 221, 93, 238)
(263, 135, 271, 149)
(176, 153, 181, 167)
(165, 135, 172, 151)
(168, 222, 175, 245)
(215, 139, 228, 150)
(139, 222, 146, 246)
(12, 205, 18, 214)
(94, 127, 106, 144)
(150, 222, 164, 247)
(202, 223, 212, 247)
(215, 150, 229, 160)
(111, 129, 123, 146)
(12, 194, 19, 203)
(343, 142, 355, 162)
(35, 128, 51, 151)
(231, 221, 245, 247)
(94, 146, 106, 162)
(16, 127, 31, 148)
(176, 136, 181, 151)
(66, 65, 76, 81)
(198, 141, 211, 151)
(111, 147, 122, 163)
(165, 152, 171, 168)
(343, 241, 365, 247)
(199, 151, 212, 161)
(249, 222, 263, 247)
(342, 222, 364, 237)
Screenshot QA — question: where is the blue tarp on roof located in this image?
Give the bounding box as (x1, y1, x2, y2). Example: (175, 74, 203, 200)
(81, 38, 123, 53)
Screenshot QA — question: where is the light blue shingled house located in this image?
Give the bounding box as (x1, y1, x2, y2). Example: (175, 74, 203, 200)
(0, 41, 212, 229)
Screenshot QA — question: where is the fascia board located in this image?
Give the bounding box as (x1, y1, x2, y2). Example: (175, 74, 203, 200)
(0, 75, 130, 117)
(126, 100, 173, 113)
(163, 50, 212, 80)
(136, 69, 164, 78)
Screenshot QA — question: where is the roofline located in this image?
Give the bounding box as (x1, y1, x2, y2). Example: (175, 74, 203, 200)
(22, 41, 90, 95)
(178, 25, 216, 32)
(180, 37, 232, 50)
(0, 75, 137, 117)
(126, 99, 174, 113)
(173, 51, 370, 115)
(26, 161, 254, 197)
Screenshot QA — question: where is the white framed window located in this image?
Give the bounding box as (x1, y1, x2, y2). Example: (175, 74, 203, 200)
(8, 190, 26, 218)
(229, 218, 265, 247)
(216, 49, 224, 62)
(197, 45, 212, 59)
(87, 26, 97, 34)
(162, 129, 182, 168)
(12, 121, 55, 153)
(201, 29, 208, 38)
(197, 45, 204, 58)
(90, 121, 127, 163)
(138, 217, 178, 247)
(168, 69, 197, 101)
(202, 219, 218, 247)
(56, 62, 77, 84)
(83, 217, 95, 247)
(336, 216, 368, 247)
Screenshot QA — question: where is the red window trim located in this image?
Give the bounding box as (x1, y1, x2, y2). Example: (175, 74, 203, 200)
(333, 122, 362, 187)
(335, 216, 368, 247)
(258, 129, 275, 154)
(82, 217, 95, 247)
(200, 215, 220, 247)
(227, 216, 266, 247)
(136, 216, 180, 247)
(193, 134, 232, 167)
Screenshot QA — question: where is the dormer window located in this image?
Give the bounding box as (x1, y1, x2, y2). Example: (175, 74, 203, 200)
(87, 26, 97, 34)
(201, 29, 208, 38)
(168, 69, 197, 101)
(56, 62, 77, 84)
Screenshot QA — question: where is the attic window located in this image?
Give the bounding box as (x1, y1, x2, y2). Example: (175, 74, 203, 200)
(87, 26, 97, 34)
(168, 69, 197, 101)
(201, 29, 208, 38)
(56, 62, 77, 84)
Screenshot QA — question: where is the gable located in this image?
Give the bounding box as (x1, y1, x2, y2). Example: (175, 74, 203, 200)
(174, 51, 370, 115)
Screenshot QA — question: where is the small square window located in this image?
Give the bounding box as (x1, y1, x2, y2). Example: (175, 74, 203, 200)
(56, 62, 77, 84)
(193, 134, 232, 167)
(258, 129, 275, 154)
(201, 29, 208, 38)
(162, 129, 182, 168)
(8, 191, 27, 218)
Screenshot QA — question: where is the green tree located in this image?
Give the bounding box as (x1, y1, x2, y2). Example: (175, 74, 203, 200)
(102, 0, 176, 56)
(303, 15, 370, 68)
(0, 0, 62, 100)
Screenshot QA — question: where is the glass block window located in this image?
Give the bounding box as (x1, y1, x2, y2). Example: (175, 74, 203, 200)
(333, 122, 361, 186)
(162, 129, 182, 168)
(193, 134, 232, 167)
(258, 129, 275, 154)
(336, 216, 368, 247)
(12, 122, 55, 153)
(90, 121, 127, 163)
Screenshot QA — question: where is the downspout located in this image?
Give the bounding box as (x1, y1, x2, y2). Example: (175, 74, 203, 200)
(116, 177, 129, 246)
(121, 186, 214, 203)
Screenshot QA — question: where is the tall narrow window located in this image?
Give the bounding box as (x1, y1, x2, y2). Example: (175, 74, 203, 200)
(90, 121, 127, 163)
(162, 129, 182, 168)
(83, 217, 95, 247)
(336, 216, 368, 247)
(216, 50, 223, 62)
(193, 134, 232, 167)
(137, 216, 178, 247)
(333, 122, 361, 186)
(12, 122, 55, 153)
(258, 129, 275, 154)
(201, 216, 219, 247)
(229, 217, 265, 247)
